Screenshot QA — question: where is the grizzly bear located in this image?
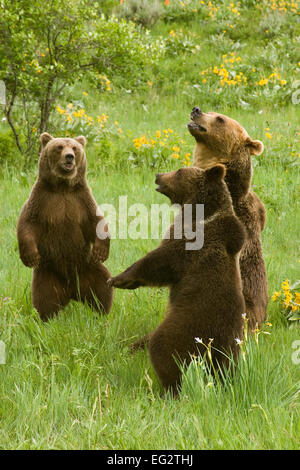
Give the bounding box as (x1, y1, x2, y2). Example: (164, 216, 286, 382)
(17, 133, 113, 320)
(188, 107, 268, 330)
(108, 165, 246, 395)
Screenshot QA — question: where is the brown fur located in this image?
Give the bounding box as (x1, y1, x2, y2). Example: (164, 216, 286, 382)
(109, 165, 246, 395)
(17, 133, 113, 320)
(188, 108, 268, 329)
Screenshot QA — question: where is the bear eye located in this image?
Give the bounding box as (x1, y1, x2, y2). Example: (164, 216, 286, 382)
(57, 145, 63, 151)
(72, 146, 77, 152)
(216, 116, 225, 124)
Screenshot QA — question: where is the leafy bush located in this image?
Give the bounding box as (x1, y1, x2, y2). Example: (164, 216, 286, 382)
(116, 0, 164, 28)
(0, 126, 19, 168)
(91, 16, 165, 89)
(164, 29, 201, 56)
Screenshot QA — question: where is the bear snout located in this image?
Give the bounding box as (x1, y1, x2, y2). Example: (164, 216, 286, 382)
(60, 151, 76, 173)
(65, 153, 75, 163)
(191, 107, 203, 120)
(155, 173, 163, 182)
(155, 173, 169, 195)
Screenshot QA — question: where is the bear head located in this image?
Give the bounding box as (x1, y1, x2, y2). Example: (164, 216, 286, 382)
(155, 164, 232, 216)
(38, 133, 87, 186)
(187, 107, 264, 168)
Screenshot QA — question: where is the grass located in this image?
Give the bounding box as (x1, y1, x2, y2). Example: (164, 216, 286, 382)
(0, 0, 300, 450)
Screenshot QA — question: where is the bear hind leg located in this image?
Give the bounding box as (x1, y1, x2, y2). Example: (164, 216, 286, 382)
(78, 263, 113, 315)
(148, 329, 184, 397)
(32, 268, 70, 321)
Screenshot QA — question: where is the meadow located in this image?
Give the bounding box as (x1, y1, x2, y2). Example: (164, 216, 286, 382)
(0, 0, 299, 450)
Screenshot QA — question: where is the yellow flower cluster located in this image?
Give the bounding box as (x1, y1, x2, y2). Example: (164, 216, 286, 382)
(174, 0, 241, 20)
(197, 1, 241, 20)
(98, 74, 111, 92)
(201, 52, 247, 87)
(178, 0, 197, 13)
(183, 152, 192, 166)
(206, 1, 219, 18)
(56, 105, 94, 126)
(200, 55, 289, 89)
(227, 2, 240, 16)
(264, 127, 272, 139)
(132, 129, 191, 166)
(261, 0, 298, 13)
(56, 104, 120, 131)
(133, 128, 174, 149)
(272, 279, 300, 318)
(257, 70, 287, 87)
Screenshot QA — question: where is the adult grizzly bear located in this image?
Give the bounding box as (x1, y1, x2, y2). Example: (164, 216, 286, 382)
(108, 165, 246, 395)
(188, 107, 268, 330)
(17, 133, 113, 320)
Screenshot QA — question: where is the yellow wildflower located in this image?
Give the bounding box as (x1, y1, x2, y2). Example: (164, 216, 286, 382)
(295, 293, 300, 305)
(56, 106, 66, 115)
(271, 291, 281, 301)
(258, 78, 268, 86)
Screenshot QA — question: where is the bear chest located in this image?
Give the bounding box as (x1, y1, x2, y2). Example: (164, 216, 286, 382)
(39, 194, 87, 227)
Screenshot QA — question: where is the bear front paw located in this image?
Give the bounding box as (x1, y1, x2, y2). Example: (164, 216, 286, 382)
(92, 245, 109, 264)
(107, 275, 140, 290)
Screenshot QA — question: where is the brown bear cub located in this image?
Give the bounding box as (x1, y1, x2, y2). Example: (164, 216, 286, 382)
(188, 108, 268, 330)
(17, 133, 113, 320)
(108, 165, 246, 395)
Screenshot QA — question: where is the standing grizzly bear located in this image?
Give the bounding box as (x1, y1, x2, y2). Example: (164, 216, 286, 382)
(188, 107, 268, 330)
(17, 133, 113, 320)
(108, 165, 246, 395)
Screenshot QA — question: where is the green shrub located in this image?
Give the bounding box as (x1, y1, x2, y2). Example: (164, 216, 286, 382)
(116, 0, 164, 28)
(0, 127, 20, 168)
(91, 16, 165, 89)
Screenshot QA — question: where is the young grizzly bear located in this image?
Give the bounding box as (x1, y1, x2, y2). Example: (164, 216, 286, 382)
(17, 133, 113, 320)
(108, 165, 246, 395)
(188, 107, 268, 330)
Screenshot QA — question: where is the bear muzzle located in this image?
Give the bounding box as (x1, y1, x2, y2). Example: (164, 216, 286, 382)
(61, 153, 76, 172)
(155, 173, 170, 196)
(190, 106, 203, 119)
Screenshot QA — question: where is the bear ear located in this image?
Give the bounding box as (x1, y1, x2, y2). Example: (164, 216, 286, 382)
(40, 132, 54, 148)
(245, 137, 264, 156)
(75, 136, 87, 148)
(205, 164, 226, 181)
